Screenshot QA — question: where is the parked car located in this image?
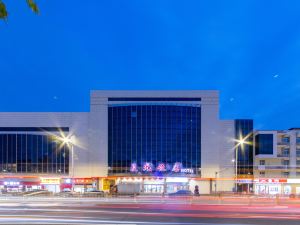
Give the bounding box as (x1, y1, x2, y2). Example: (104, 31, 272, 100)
(168, 190, 192, 196)
(56, 189, 73, 197)
(83, 189, 104, 197)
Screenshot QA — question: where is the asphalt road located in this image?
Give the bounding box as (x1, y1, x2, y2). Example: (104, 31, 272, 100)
(0, 196, 299, 224)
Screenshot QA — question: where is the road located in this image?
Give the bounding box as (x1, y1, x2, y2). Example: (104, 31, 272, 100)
(0, 196, 299, 224)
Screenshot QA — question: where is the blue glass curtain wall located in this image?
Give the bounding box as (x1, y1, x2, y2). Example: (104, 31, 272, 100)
(108, 104, 201, 175)
(235, 119, 254, 176)
(0, 133, 69, 174)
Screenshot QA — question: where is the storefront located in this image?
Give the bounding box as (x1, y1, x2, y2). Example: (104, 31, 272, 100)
(60, 178, 72, 192)
(116, 177, 191, 194)
(73, 178, 95, 192)
(165, 177, 189, 193)
(102, 178, 116, 192)
(0, 178, 41, 192)
(143, 178, 164, 193)
(40, 177, 61, 193)
(237, 179, 253, 193)
(254, 178, 291, 195)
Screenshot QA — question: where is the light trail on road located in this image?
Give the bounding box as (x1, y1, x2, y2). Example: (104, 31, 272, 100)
(0, 197, 300, 224)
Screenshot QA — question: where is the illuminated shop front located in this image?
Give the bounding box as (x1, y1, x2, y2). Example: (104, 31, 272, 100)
(40, 177, 61, 193)
(0, 177, 41, 192)
(116, 176, 191, 194)
(253, 178, 300, 195)
(73, 178, 97, 192)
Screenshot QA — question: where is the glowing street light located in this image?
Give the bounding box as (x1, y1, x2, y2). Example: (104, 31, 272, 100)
(234, 136, 249, 192)
(61, 136, 76, 191)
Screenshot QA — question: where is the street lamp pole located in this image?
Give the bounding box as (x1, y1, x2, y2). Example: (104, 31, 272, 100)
(71, 144, 74, 191)
(61, 136, 75, 192)
(235, 137, 246, 193)
(215, 172, 218, 194)
(235, 147, 238, 192)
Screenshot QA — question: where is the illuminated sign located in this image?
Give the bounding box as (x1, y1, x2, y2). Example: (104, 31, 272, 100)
(172, 162, 182, 172)
(256, 178, 287, 183)
(65, 178, 71, 184)
(180, 168, 194, 174)
(4, 181, 20, 186)
(40, 178, 60, 185)
(156, 163, 166, 172)
(74, 178, 92, 184)
(287, 179, 300, 184)
(166, 177, 188, 183)
(102, 179, 115, 191)
(130, 163, 138, 172)
(129, 162, 194, 174)
(143, 162, 153, 172)
(237, 179, 252, 184)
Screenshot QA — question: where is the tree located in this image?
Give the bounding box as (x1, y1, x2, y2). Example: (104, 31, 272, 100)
(0, 0, 39, 20)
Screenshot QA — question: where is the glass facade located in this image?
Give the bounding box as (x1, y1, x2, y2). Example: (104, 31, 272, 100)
(235, 119, 253, 176)
(108, 104, 201, 175)
(0, 133, 69, 174)
(255, 134, 273, 155)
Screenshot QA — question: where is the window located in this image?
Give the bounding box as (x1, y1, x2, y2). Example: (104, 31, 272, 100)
(259, 160, 265, 165)
(108, 97, 202, 102)
(0, 133, 69, 174)
(296, 172, 300, 177)
(282, 160, 290, 166)
(255, 134, 273, 155)
(131, 112, 137, 118)
(283, 148, 290, 156)
(259, 171, 265, 177)
(297, 160, 300, 165)
(281, 137, 290, 143)
(297, 149, 300, 157)
(282, 172, 289, 177)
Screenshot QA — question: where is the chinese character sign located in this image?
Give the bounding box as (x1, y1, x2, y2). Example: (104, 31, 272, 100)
(172, 162, 182, 172)
(130, 163, 138, 172)
(143, 162, 153, 172)
(156, 163, 166, 172)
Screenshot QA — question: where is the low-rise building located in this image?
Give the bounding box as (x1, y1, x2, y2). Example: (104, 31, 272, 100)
(253, 128, 300, 195)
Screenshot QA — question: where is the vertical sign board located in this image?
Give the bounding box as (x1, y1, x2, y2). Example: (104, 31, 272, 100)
(102, 179, 115, 191)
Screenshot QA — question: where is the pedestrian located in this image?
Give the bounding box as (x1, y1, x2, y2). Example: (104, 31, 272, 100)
(194, 185, 200, 196)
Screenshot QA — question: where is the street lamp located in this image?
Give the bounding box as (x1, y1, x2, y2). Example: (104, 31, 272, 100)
(234, 137, 247, 192)
(62, 136, 75, 191)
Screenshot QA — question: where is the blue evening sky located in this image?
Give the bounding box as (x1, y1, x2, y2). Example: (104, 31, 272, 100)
(0, 0, 300, 130)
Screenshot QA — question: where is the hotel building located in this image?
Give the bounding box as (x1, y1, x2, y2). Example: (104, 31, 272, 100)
(0, 90, 254, 194)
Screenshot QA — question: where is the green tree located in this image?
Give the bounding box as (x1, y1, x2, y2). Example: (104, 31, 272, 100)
(0, 0, 39, 20)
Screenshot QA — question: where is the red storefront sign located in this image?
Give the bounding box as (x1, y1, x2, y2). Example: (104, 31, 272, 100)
(74, 178, 93, 185)
(258, 178, 287, 183)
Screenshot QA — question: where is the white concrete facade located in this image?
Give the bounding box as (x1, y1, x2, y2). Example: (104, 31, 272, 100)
(254, 129, 300, 179)
(0, 90, 238, 193)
